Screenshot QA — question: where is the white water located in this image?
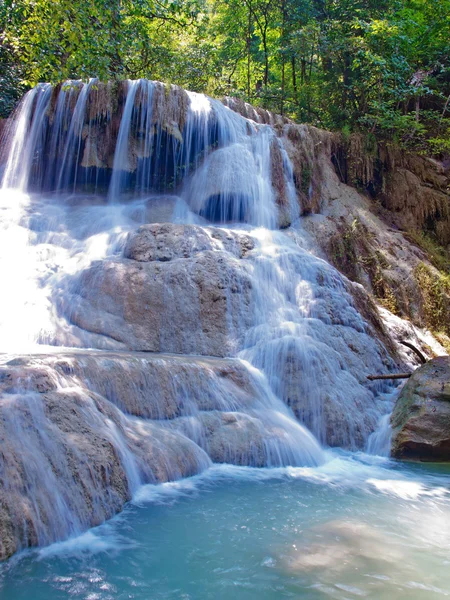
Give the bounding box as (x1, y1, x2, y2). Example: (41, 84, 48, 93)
(108, 80, 141, 200)
(0, 79, 420, 563)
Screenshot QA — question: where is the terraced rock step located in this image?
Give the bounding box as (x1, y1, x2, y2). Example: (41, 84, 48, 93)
(0, 349, 323, 560)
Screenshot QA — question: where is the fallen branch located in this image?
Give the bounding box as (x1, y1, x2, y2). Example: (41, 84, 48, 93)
(399, 340, 427, 365)
(367, 373, 411, 381)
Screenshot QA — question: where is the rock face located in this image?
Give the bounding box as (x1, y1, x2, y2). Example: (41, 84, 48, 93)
(60, 222, 398, 449)
(0, 352, 211, 561)
(331, 134, 450, 247)
(391, 356, 450, 461)
(296, 136, 450, 353)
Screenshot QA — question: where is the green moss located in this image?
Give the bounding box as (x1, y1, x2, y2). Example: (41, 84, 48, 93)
(327, 221, 360, 281)
(300, 166, 311, 195)
(414, 262, 450, 340)
(364, 132, 378, 156)
(406, 231, 450, 273)
(109, 80, 121, 115)
(435, 333, 450, 354)
(327, 218, 400, 314)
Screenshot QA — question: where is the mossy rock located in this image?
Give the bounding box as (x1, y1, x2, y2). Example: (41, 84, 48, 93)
(391, 356, 450, 461)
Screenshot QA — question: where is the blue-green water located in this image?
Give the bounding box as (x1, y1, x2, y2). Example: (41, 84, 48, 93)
(1, 454, 450, 600)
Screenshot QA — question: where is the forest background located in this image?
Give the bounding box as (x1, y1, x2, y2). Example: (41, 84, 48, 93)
(0, 0, 449, 155)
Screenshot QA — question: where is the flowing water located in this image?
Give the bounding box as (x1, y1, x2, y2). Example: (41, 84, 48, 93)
(0, 79, 449, 595)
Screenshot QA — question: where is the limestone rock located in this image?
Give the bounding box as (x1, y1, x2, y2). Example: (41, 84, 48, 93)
(171, 411, 267, 467)
(0, 380, 207, 561)
(391, 356, 450, 461)
(64, 224, 254, 357)
(60, 222, 398, 450)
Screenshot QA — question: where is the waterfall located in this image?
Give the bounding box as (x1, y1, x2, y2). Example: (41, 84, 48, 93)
(1, 79, 284, 225)
(108, 80, 141, 200)
(55, 79, 98, 192)
(0, 79, 397, 558)
(2, 84, 52, 191)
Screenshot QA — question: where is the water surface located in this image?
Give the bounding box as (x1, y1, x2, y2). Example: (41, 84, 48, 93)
(1, 455, 449, 600)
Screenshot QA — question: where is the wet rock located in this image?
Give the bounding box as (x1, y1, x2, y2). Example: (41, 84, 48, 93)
(124, 223, 214, 262)
(54, 352, 259, 419)
(66, 224, 254, 357)
(186, 142, 278, 226)
(283, 520, 403, 574)
(0, 384, 208, 561)
(0, 365, 57, 394)
(391, 356, 450, 461)
(171, 411, 267, 467)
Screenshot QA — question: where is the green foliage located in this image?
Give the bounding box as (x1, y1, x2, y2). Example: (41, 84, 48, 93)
(403, 233, 450, 350)
(0, 0, 449, 155)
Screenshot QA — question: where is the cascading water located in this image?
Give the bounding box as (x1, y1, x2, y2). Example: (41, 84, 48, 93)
(0, 78, 425, 571)
(108, 80, 141, 200)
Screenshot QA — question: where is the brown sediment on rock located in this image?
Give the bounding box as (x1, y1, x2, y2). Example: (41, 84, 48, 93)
(222, 96, 258, 122)
(223, 96, 290, 128)
(281, 124, 332, 216)
(67, 80, 84, 114)
(87, 81, 114, 121)
(0, 117, 11, 162)
(270, 138, 288, 208)
(150, 82, 190, 135)
(81, 122, 108, 169)
(47, 83, 62, 124)
(332, 133, 450, 246)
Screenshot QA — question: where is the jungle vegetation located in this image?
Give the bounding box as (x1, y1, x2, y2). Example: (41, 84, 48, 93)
(0, 0, 449, 154)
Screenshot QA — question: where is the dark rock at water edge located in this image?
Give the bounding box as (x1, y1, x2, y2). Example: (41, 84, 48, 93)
(391, 356, 450, 461)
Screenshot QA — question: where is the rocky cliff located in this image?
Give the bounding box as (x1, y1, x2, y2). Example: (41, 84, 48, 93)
(0, 79, 449, 560)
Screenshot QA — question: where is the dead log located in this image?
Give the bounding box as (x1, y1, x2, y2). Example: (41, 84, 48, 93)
(367, 341, 428, 382)
(367, 373, 411, 381)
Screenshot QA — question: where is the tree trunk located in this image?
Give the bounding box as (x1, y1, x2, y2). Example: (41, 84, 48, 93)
(292, 55, 297, 97)
(367, 373, 411, 381)
(263, 34, 269, 86)
(247, 8, 252, 101)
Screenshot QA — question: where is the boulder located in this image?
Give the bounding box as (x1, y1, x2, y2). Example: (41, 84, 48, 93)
(0, 369, 209, 561)
(63, 224, 255, 357)
(391, 356, 450, 461)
